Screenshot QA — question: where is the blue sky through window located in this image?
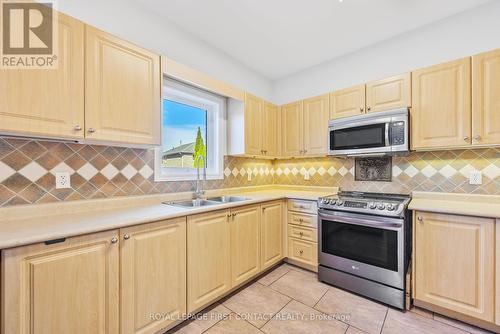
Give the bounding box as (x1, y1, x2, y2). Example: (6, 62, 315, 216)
(162, 99, 207, 151)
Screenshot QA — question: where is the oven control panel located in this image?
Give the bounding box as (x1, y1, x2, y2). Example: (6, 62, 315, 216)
(344, 201, 367, 209)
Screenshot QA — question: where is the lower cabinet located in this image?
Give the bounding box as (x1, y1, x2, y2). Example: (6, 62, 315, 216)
(120, 218, 186, 334)
(261, 201, 284, 270)
(1, 230, 120, 334)
(414, 211, 495, 323)
(230, 205, 261, 286)
(187, 210, 231, 313)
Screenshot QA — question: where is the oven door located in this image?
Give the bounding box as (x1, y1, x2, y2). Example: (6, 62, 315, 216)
(318, 209, 404, 289)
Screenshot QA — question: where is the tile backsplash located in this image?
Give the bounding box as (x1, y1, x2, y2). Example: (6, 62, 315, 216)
(0, 137, 273, 207)
(1, 136, 499, 207)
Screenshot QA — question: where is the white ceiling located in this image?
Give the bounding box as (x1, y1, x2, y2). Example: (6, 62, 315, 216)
(132, 0, 491, 79)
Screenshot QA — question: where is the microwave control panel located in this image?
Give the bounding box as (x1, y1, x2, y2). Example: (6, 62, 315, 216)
(390, 121, 406, 145)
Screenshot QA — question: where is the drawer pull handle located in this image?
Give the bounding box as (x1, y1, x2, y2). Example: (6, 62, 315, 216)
(44, 238, 66, 245)
(299, 250, 304, 255)
(299, 232, 304, 237)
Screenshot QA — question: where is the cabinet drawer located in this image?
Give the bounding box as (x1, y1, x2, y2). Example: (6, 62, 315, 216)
(288, 212, 317, 228)
(288, 238, 317, 265)
(288, 225, 317, 242)
(287, 199, 317, 214)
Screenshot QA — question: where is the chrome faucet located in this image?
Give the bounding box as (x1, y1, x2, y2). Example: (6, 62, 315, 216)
(194, 155, 206, 199)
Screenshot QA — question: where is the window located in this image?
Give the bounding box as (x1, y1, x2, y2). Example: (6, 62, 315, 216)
(155, 78, 226, 181)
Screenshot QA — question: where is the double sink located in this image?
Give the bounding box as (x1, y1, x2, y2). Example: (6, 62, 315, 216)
(164, 196, 250, 209)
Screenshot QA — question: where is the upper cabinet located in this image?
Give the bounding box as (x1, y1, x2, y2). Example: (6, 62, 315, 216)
(282, 95, 329, 157)
(0, 12, 161, 147)
(330, 84, 365, 119)
(411, 58, 472, 150)
(366, 73, 411, 113)
(0, 14, 85, 140)
(228, 93, 279, 158)
(303, 94, 330, 155)
(473, 49, 500, 146)
(85, 26, 161, 145)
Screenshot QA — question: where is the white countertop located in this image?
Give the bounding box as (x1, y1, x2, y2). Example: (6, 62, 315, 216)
(0, 187, 333, 249)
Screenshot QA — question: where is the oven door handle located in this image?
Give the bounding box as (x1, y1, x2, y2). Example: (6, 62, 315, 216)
(318, 212, 403, 229)
(385, 122, 390, 147)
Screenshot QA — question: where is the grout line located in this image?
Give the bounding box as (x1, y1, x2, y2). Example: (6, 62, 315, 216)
(313, 287, 330, 309)
(259, 299, 294, 330)
(379, 308, 389, 334)
(198, 306, 232, 334)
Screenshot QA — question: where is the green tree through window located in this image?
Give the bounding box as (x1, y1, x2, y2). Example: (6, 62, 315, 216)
(193, 126, 207, 168)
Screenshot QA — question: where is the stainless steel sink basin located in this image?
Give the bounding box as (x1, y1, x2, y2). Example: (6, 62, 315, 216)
(207, 196, 250, 203)
(164, 199, 220, 208)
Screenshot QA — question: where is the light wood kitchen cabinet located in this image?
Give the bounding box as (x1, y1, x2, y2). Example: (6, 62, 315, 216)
(85, 26, 161, 145)
(473, 49, 500, 146)
(496, 219, 500, 326)
(414, 211, 494, 322)
(230, 205, 261, 286)
(261, 201, 284, 270)
(0, 13, 85, 140)
(330, 84, 365, 119)
(288, 237, 318, 267)
(1, 230, 120, 334)
(244, 93, 264, 155)
(263, 102, 280, 156)
(187, 210, 231, 313)
(120, 218, 186, 334)
(366, 73, 411, 113)
(411, 58, 472, 150)
(303, 94, 330, 155)
(281, 101, 304, 156)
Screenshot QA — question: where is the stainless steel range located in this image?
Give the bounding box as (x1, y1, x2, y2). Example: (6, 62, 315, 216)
(317, 191, 411, 309)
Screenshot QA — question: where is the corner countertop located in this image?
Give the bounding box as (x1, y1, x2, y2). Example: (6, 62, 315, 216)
(0, 187, 334, 249)
(409, 191, 500, 219)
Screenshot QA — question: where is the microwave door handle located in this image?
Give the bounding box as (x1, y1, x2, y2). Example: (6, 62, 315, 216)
(385, 123, 390, 146)
(318, 212, 402, 229)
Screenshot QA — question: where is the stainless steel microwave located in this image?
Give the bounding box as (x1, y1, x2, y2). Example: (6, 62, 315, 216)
(328, 108, 409, 157)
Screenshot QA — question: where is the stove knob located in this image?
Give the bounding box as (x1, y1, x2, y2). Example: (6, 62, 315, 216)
(337, 200, 344, 206)
(325, 199, 331, 205)
(387, 204, 396, 211)
(320, 198, 326, 204)
(377, 203, 386, 210)
(369, 202, 377, 209)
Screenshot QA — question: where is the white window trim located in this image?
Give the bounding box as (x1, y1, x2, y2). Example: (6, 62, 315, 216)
(155, 78, 226, 182)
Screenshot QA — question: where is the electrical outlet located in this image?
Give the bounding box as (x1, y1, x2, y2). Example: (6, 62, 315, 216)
(469, 170, 482, 185)
(55, 172, 71, 189)
(247, 172, 252, 181)
(304, 171, 310, 181)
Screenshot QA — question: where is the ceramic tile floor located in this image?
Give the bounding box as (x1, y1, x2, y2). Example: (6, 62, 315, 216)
(167, 263, 494, 334)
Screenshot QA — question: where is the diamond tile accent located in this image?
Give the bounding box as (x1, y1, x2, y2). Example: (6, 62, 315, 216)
(338, 166, 348, 176)
(317, 166, 326, 176)
(121, 164, 138, 180)
(139, 165, 154, 179)
(101, 163, 120, 180)
(404, 165, 419, 177)
(327, 167, 337, 176)
(50, 162, 75, 175)
(18, 162, 47, 182)
(438, 165, 457, 178)
(459, 164, 475, 177)
(482, 164, 500, 180)
(0, 161, 16, 183)
(392, 166, 402, 177)
(77, 163, 99, 181)
(421, 165, 437, 178)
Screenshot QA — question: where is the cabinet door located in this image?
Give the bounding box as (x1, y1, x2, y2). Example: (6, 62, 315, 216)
(1, 230, 119, 334)
(415, 212, 494, 322)
(411, 58, 471, 150)
(473, 49, 500, 146)
(263, 102, 280, 157)
(244, 93, 264, 156)
(281, 101, 303, 157)
(303, 94, 329, 156)
(261, 201, 284, 270)
(187, 211, 231, 313)
(120, 218, 186, 334)
(329, 84, 365, 119)
(85, 26, 160, 145)
(0, 13, 84, 139)
(366, 73, 411, 113)
(230, 205, 261, 286)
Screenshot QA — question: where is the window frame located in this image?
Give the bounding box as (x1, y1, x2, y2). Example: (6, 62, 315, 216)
(154, 78, 226, 182)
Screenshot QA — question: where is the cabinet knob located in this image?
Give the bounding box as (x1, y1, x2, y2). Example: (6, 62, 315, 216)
(474, 135, 481, 141)
(417, 216, 423, 222)
(74, 125, 82, 131)
(299, 232, 304, 237)
(463, 136, 469, 141)
(123, 234, 130, 240)
(299, 250, 304, 254)
(88, 128, 96, 133)
(360, 107, 364, 113)
(303, 149, 307, 154)
(367, 106, 371, 111)
(227, 214, 231, 218)
(232, 213, 237, 217)
(111, 237, 118, 244)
